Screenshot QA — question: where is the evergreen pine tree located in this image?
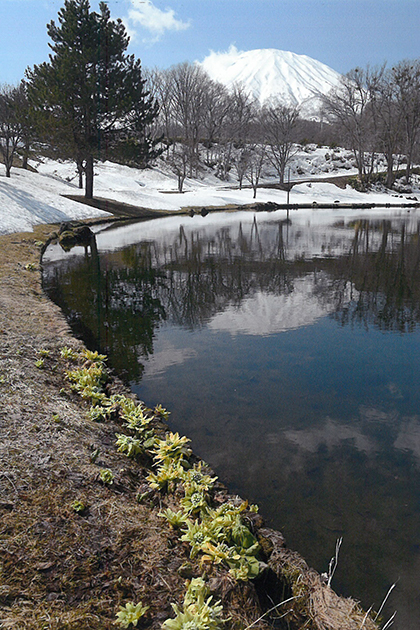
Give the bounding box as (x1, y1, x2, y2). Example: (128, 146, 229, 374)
(26, 0, 160, 198)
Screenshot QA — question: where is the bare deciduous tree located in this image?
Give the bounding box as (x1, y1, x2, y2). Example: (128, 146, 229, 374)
(235, 148, 251, 189)
(367, 65, 404, 188)
(246, 143, 267, 198)
(391, 59, 420, 183)
(168, 144, 189, 192)
(262, 101, 300, 184)
(144, 67, 175, 152)
(323, 68, 377, 188)
(169, 62, 211, 176)
(0, 82, 27, 178)
(216, 83, 257, 181)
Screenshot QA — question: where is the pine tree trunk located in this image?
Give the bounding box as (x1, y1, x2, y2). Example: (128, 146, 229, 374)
(77, 159, 84, 189)
(22, 140, 30, 169)
(4, 142, 11, 177)
(85, 155, 94, 199)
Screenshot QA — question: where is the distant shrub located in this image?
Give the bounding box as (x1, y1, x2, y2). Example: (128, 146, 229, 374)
(348, 172, 386, 192)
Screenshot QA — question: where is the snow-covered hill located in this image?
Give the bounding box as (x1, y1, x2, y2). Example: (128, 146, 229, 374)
(200, 46, 342, 116)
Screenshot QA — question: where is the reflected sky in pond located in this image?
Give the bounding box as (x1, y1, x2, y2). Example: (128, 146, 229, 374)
(43, 208, 420, 629)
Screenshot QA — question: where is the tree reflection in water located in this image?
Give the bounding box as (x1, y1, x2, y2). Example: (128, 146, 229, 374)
(43, 212, 420, 630)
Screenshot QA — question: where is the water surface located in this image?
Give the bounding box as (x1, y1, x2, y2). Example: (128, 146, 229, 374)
(43, 208, 420, 629)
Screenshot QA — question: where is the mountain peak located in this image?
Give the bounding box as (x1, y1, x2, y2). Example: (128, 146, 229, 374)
(199, 46, 342, 115)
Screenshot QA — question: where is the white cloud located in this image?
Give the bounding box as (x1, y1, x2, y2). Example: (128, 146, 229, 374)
(127, 0, 190, 40)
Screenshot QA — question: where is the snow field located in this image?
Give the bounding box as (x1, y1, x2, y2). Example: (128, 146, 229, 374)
(0, 147, 417, 235)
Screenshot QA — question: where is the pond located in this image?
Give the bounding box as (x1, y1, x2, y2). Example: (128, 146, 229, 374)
(43, 207, 420, 629)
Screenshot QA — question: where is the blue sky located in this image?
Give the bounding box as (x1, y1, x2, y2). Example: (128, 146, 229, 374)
(1, 0, 419, 84)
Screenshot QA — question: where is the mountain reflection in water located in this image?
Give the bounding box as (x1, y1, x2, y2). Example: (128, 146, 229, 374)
(43, 209, 420, 629)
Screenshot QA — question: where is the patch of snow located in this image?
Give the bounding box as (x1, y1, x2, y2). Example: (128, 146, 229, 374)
(0, 147, 418, 236)
(0, 167, 110, 235)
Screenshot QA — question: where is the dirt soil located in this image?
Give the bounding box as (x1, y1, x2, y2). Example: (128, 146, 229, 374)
(0, 222, 380, 630)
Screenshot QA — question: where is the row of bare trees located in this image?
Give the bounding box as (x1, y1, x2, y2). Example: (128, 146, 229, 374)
(1, 57, 419, 195)
(145, 59, 420, 194)
(322, 60, 420, 188)
(145, 62, 300, 194)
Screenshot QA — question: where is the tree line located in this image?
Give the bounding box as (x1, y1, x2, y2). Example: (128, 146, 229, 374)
(323, 62, 420, 189)
(146, 59, 420, 193)
(0, 0, 419, 198)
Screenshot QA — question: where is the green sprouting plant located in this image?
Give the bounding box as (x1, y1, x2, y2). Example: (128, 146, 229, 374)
(80, 385, 106, 406)
(154, 403, 171, 421)
(181, 487, 209, 515)
(181, 462, 218, 493)
(115, 601, 149, 628)
(67, 365, 106, 388)
(99, 395, 154, 431)
(60, 346, 79, 361)
(153, 432, 191, 465)
(35, 358, 45, 369)
(180, 520, 216, 559)
(88, 405, 109, 422)
(200, 541, 260, 581)
(200, 541, 241, 566)
(178, 501, 262, 581)
(158, 508, 190, 529)
(230, 516, 259, 551)
(183, 577, 212, 608)
(71, 500, 86, 514)
(121, 403, 154, 434)
(162, 577, 225, 630)
(147, 459, 185, 493)
(38, 348, 50, 357)
(66, 364, 107, 404)
(81, 348, 107, 366)
(24, 262, 36, 271)
(115, 434, 144, 459)
(90, 448, 100, 463)
(108, 394, 137, 412)
(99, 468, 114, 485)
(226, 555, 261, 582)
(206, 501, 257, 534)
(91, 394, 124, 421)
(117, 396, 150, 417)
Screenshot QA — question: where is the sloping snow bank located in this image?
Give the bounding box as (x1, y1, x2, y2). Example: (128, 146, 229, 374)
(0, 167, 110, 235)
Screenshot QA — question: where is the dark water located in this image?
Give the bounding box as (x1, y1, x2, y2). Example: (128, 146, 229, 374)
(43, 209, 420, 628)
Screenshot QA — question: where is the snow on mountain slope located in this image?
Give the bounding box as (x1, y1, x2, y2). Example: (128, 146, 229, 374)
(200, 46, 342, 115)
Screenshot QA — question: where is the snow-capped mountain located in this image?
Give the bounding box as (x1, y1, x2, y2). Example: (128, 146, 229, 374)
(199, 46, 342, 116)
